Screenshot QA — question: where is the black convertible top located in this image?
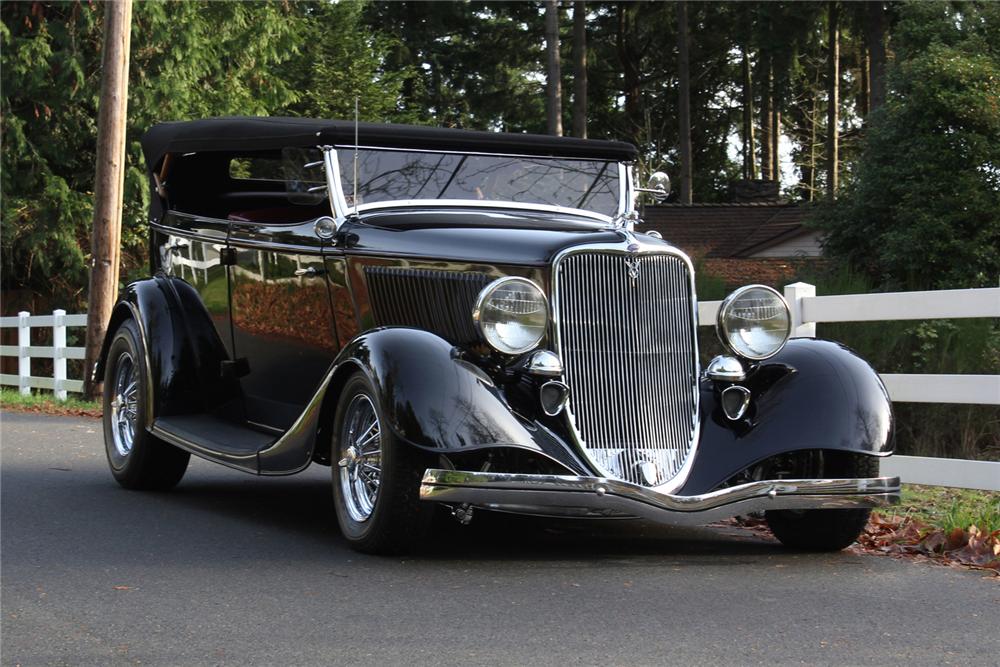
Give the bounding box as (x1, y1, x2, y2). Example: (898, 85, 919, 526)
(140, 117, 638, 170)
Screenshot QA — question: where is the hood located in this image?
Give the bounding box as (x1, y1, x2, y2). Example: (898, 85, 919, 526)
(344, 206, 666, 266)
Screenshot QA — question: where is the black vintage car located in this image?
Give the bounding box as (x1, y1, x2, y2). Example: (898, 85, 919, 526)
(97, 117, 899, 554)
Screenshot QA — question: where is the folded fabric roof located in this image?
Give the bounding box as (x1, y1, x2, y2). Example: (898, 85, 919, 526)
(141, 116, 638, 171)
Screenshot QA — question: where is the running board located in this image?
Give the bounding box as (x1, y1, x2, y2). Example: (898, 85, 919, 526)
(151, 415, 276, 474)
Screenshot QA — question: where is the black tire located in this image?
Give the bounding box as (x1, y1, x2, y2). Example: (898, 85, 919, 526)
(331, 372, 433, 554)
(765, 453, 878, 552)
(102, 319, 189, 490)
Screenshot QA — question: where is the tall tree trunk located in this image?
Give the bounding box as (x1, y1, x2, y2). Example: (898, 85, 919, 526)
(545, 0, 563, 136)
(677, 2, 692, 204)
(759, 58, 773, 181)
(827, 1, 839, 198)
(808, 92, 818, 201)
(772, 109, 781, 187)
(616, 2, 641, 145)
(742, 48, 757, 180)
(84, 0, 133, 399)
(859, 47, 870, 117)
(572, 1, 587, 138)
(865, 1, 887, 111)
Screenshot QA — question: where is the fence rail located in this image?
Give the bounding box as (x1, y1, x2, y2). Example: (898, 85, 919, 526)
(699, 284, 1000, 407)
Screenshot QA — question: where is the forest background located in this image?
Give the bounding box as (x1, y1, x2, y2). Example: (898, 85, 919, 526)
(2, 1, 998, 459)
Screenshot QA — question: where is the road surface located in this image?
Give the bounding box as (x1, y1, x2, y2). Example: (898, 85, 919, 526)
(2, 411, 997, 666)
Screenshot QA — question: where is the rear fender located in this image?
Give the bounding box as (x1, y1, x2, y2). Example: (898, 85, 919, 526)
(95, 276, 238, 422)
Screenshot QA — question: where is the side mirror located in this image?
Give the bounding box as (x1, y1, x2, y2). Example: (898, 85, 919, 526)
(635, 171, 671, 203)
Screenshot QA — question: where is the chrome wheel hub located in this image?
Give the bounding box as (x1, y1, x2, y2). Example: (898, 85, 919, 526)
(338, 394, 382, 523)
(110, 351, 138, 458)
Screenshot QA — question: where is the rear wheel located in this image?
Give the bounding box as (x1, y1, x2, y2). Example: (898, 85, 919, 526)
(765, 453, 878, 552)
(331, 372, 432, 554)
(102, 319, 189, 490)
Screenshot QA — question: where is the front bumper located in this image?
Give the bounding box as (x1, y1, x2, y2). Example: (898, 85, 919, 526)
(419, 469, 901, 525)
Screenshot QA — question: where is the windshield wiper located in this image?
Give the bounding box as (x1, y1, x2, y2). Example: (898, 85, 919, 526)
(436, 155, 468, 198)
(575, 162, 610, 209)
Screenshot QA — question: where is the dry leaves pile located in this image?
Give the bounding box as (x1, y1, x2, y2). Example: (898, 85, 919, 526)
(729, 513, 1000, 575)
(849, 513, 1000, 575)
(2, 402, 102, 418)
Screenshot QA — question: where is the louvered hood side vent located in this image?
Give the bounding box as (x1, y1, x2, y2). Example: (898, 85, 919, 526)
(364, 266, 491, 345)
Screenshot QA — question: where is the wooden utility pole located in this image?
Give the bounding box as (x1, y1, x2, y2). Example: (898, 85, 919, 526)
(572, 1, 588, 139)
(83, 0, 133, 399)
(677, 1, 692, 204)
(545, 0, 563, 136)
(827, 1, 840, 199)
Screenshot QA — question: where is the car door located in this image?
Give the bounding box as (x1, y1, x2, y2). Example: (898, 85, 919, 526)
(227, 220, 341, 431)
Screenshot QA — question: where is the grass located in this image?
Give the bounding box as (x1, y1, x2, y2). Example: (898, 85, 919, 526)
(0, 387, 102, 416)
(881, 484, 1000, 534)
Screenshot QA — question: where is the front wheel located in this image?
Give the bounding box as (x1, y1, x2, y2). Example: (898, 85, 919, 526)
(331, 372, 433, 554)
(765, 453, 878, 552)
(102, 319, 189, 490)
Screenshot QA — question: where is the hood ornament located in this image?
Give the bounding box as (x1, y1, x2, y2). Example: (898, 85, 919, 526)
(625, 256, 641, 286)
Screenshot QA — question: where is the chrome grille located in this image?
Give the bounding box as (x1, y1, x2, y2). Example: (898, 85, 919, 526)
(554, 250, 699, 487)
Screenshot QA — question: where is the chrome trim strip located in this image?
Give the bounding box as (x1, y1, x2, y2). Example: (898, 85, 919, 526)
(419, 469, 902, 526)
(353, 199, 616, 225)
(619, 163, 632, 222)
(550, 238, 702, 494)
(333, 144, 619, 163)
(323, 145, 351, 224)
(150, 222, 227, 246)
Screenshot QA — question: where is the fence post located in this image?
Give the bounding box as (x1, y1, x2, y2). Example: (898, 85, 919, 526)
(784, 282, 816, 338)
(53, 309, 68, 401)
(17, 311, 31, 396)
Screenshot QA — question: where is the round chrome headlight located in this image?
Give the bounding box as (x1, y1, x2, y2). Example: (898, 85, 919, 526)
(716, 285, 791, 361)
(473, 277, 548, 355)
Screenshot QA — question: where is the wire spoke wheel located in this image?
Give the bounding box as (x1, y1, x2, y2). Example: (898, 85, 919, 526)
(110, 351, 137, 458)
(338, 394, 383, 523)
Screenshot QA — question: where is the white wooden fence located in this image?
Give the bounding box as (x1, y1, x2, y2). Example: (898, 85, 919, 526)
(2, 284, 998, 489)
(0, 310, 88, 400)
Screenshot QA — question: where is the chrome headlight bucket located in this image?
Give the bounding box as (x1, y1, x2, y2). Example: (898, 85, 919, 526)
(473, 277, 549, 355)
(716, 285, 791, 361)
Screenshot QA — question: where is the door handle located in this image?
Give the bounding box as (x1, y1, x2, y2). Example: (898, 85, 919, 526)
(293, 267, 325, 277)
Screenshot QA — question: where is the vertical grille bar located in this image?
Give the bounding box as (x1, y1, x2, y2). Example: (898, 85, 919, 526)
(555, 250, 699, 487)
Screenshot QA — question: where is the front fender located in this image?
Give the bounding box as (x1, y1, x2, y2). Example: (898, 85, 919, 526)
(331, 328, 591, 474)
(678, 338, 894, 495)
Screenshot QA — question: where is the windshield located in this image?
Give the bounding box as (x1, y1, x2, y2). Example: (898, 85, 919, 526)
(337, 148, 621, 216)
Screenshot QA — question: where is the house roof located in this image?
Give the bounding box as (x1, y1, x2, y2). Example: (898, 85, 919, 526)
(141, 117, 638, 171)
(641, 202, 816, 258)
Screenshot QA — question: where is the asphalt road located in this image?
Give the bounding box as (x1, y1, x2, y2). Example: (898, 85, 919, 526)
(2, 411, 997, 667)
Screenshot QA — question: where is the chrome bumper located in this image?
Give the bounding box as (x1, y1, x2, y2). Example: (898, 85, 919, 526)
(419, 469, 901, 525)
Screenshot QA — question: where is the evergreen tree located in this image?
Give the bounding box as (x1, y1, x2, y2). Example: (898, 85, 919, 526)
(817, 2, 1000, 289)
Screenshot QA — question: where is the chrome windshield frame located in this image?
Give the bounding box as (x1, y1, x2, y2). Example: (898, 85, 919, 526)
(321, 144, 632, 228)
